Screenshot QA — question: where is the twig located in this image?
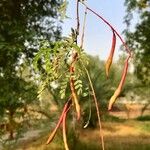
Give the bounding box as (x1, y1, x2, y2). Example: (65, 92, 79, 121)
(82, 62, 105, 150)
(81, 2, 131, 56)
(80, 6, 87, 49)
(76, 0, 80, 43)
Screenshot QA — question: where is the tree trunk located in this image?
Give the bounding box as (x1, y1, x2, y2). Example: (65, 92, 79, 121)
(8, 110, 15, 140)
(141, 103, 149, 116)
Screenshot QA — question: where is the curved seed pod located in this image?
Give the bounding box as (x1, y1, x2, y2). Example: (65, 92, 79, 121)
(70, 76, 81, 120)
(108, 55, 130, 110)
(83, 96, 91, 129)
(46, 99, 71, 144)
(108, 88, 121, 111)
(69, 51, 80, 120)
(105, 30, 116, 78)
(62, 106, 71, 150)
(83, 106, 91, 128)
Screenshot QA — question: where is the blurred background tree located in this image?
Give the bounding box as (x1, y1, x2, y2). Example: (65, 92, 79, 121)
(0, 0, 62, 140)
(124, 0, 150, 85)
(123, 0, 150, 116)
(0, 0, 62, 72)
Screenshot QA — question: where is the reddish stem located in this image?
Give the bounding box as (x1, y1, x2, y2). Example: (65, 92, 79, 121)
(81, 3, 131, 56)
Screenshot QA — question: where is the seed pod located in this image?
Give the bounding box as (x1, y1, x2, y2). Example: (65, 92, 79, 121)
(105, 30, 116, 78)
(62, 106, 71, 150)
(69, 51, 80, 120)
(46, 99, 71, 144)
(70, 76, 81, 120)
(108, 55, 130, 110)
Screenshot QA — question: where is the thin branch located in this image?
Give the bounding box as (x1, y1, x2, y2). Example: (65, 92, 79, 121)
(80, 6, 87, 49)
(76, 0, 80, 43)
(82, 62, 105, 150)
(81, 2, 131, 56)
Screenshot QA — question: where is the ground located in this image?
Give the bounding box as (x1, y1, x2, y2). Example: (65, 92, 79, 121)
(11, 120, 150, 150)
(1, 104, 150, 150)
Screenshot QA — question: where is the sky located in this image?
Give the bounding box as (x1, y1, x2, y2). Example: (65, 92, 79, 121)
(62, 0, 136, 60)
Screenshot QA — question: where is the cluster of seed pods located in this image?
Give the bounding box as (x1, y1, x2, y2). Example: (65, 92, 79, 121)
(105, 29, 130, 110)
(46, 51, 81, 149)
(46, 2, 131, 150)
(46, 98, 72, 149)
(82, 3, 131, 111)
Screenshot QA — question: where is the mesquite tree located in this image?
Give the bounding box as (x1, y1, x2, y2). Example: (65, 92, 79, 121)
(33, 1, 132, 150)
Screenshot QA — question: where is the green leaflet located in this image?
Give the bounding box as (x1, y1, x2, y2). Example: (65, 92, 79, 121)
(33, 35, 89, 100)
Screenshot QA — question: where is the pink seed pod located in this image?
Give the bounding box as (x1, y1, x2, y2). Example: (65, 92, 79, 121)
(46, 99, 71, 145)
(62, 105, 71, 150)
(108, 55, 130, 110)
(70, 76, 81, 120)
(105, 30, 116, 78)
(69, 51, 81, 120)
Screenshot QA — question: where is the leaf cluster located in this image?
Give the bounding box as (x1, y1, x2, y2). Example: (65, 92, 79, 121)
(33, 34, 89, 100)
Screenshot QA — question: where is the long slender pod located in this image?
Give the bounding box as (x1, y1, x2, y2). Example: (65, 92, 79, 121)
(62, 105, 71, 150)
(69, 52, 81, 120)
(108, 55, 130, 110)
(83, 87, 92, 128)
(46, 99, 71, 144)
(105, 30, 116, 78)
(70, 75, 81, 120)
(80, 3, 132, 111)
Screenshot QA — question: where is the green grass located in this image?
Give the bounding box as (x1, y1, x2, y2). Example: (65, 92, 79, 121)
(101, 114, 125, 122)
(137, 122, 150, 132)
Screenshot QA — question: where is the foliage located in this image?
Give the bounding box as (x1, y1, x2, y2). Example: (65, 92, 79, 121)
(33, 34, 89, 101)
(0, 0, 62, 72)
(0, 0, 134, 149)
(33, 1, 132, 149)
(136, 115, 150, 121)
(0, 0, 62, 141)
(124, 0, 150, 85)
(0, 76, 37, 116)
(0, 74, 38, 140)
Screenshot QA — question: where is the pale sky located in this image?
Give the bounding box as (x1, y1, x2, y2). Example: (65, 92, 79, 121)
(62, 0, 137, 60)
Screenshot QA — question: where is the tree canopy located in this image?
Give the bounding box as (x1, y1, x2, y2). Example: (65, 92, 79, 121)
(124, 0, 150, 85)
(0, 0, 62, 73)
(0, 0, 62, 139)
